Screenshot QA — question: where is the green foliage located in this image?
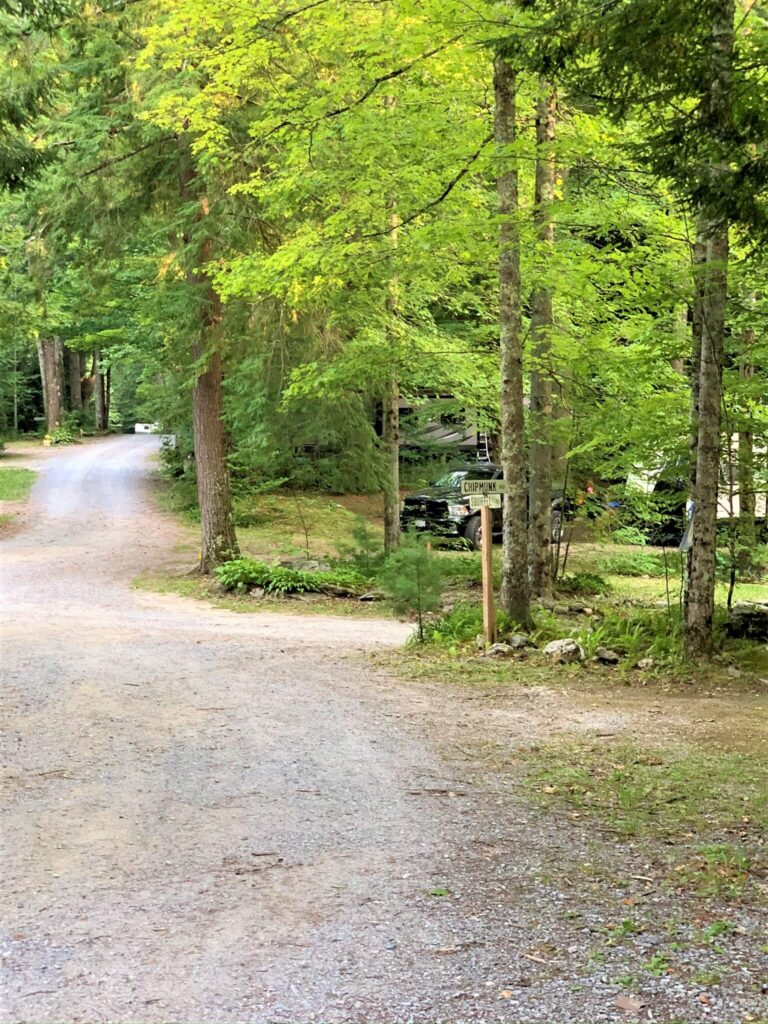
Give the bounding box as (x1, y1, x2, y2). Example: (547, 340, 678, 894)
(47, 424, 79, 445)
(597, 550, 683, 578)
(557, 572, 612, 596)
(215, 558, 365, 596)
(421, 603, 485, 647)
(580, 608, 684, 663)
(378, 537, 444, 642)
(335, 515, 385, 578)
(610, 525, 648, 546)
(0, 466, 35, 501)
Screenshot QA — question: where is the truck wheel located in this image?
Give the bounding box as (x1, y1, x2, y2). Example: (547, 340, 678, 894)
(464, 514, 482, 550)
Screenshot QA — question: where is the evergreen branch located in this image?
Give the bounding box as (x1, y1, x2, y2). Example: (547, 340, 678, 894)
(360, 133, 493, 239)
(80, 134, 175, 178)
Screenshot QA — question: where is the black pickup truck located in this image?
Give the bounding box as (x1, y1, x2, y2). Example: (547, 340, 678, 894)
(400, 464, 571, 549)
(400, 464, 503, 549)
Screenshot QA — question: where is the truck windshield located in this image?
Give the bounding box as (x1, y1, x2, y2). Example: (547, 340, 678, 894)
(434, 468, 495, 488)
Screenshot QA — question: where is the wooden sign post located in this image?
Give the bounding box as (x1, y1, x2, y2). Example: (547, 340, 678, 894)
(480, 505, 496, 645)
(461, 478, 504, 648)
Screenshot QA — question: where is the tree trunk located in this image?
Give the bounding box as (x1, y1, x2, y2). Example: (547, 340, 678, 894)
(382, 94, 401, 556)
(82, 352, 96, 409)
(528, 80, 557, 598)
(179, 147, 240, 573)
(382, 382, 400, 556)
(94, 349, 108, 431)
(191, 341, 239, 572)
(494, 53, 530, 626)
(67, 346, 83, 411)
(683, 233, 706, 622)
(684, 0, 734, 656)
(36, 336, 64, 432)
(737, 354, 756, 570)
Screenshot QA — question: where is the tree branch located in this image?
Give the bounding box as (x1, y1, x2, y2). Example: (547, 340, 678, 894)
(80, 134, 175, 178)
(360, 133, 493, 239)
(265, 36, 463, 137)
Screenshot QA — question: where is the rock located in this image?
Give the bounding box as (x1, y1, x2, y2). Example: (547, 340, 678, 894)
(508, 633, 536, 649)
(637, 656, 654, 670)
(543, 638, 585, 663)
(484, 642, 516, 658)
(726, 664, 742, 678)
(725, 603, 768, 641)
(277, 557, 331, 572)
(249, 586, 266, 601)
(595, 646, 620, 664)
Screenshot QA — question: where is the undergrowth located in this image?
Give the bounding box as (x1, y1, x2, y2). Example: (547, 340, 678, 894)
(215, 557, 366, 596)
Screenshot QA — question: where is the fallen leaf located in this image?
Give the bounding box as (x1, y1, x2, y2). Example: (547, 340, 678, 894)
(499, 990, 514, 999)
(615, 995, 647, 1013)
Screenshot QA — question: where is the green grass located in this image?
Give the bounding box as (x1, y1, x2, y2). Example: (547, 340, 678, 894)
(0, 467, 36, 502)
(523, 740, 767, 838)
(522, 740, 767, 900)
(157, 474, 383, 561)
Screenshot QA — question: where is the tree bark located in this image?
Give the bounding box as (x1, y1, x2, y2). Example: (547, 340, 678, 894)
(36, 336, 64, 432)
(684, 0, 734, 656)
(382, 381, 400, 556)
(94, 349, 108, 431)
(684, 232, 706, 622)
(494, 53, 530, 626)
(737, 352, 756, 570)
(82, 351, 96, 409)
(382, 94, 401, 556)
(67, 346, 83, 411)
(179, 147, 240, 573)
(528, 80, 557, 598)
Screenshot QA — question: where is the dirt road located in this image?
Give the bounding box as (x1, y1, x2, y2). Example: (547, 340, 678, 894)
(1, 438, 765, 1023)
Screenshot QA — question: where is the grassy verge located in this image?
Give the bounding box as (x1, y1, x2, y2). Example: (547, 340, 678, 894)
(0, 467, 36, 501)
(132, 572, 395, 619)
(521, 739, 768, 903)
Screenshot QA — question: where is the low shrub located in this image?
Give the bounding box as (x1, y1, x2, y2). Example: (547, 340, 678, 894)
(335, 514, 386, 578)
(578, 607, 684, 663)
(421, 602, 529, 647)
(47, 424, 80, 445)
(421, 603, 485, 646)
(597, 550, 683, 578)
(440, 552, 485, 587)
(379, 537, 444, 641)
(610, 525, 647, 546)
(557, 571, 612, 596)
(215, 557, 365, 596)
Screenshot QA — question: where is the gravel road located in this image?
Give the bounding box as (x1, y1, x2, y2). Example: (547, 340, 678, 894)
(1, 437, 766, 1024)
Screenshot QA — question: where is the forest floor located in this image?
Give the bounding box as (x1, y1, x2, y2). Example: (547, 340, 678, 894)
(1, 435, 766, 1024)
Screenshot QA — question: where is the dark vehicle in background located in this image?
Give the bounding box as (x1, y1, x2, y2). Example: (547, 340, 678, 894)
(401, 464, 571, 550)
(401, 464, 502, 549)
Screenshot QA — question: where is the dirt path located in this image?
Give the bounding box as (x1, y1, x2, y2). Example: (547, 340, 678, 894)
(1, 437, 765, 1024)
